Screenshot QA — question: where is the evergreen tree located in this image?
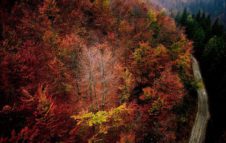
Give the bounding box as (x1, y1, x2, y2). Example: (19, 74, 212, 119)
(195, 10, 201, 21)
(180, 8, 189, 25)
(211, 18, 224, 36)
(202, 36, 225, 71)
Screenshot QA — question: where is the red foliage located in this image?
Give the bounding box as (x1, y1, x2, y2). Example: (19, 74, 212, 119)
(0, 0, 193, 142)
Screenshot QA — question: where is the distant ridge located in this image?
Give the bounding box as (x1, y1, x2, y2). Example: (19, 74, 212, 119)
(151, 0, 226, 25)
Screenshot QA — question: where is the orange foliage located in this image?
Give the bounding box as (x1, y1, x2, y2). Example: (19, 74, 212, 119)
(0, 0, 193, 142)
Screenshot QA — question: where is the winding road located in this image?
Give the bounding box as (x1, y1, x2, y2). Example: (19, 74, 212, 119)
(189, 56, 210, 143)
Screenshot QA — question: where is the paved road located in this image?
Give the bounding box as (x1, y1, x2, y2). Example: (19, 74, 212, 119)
(189, 56, 210, 143)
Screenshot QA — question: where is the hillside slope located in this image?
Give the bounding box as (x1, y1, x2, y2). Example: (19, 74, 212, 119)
(152, 0, 226, 25)
(0, 0, 195, 142)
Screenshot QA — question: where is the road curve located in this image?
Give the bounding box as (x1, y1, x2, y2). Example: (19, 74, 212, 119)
(189, 56, 210, 143)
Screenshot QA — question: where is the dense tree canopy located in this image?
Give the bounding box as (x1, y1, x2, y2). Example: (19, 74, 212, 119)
(0, 0, 194, 142)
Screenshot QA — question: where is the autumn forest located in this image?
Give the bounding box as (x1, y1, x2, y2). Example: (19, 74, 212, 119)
(0, 0, 215, 142)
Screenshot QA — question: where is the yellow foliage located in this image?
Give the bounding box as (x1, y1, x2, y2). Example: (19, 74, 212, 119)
(63, 83, 73, 93)
(149, 98, 163, 114)
(94, 0, 110, 10)
(192, 79, 204, 90)
(103, 0, 110, 10)
(71, 104, 127, 127)
(71, 104, 131, 142)
(133, 42, 149, 63)
(120, 68, 134, 103)
(147, 9, 157, 23)
(154, 44, 168, 56)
